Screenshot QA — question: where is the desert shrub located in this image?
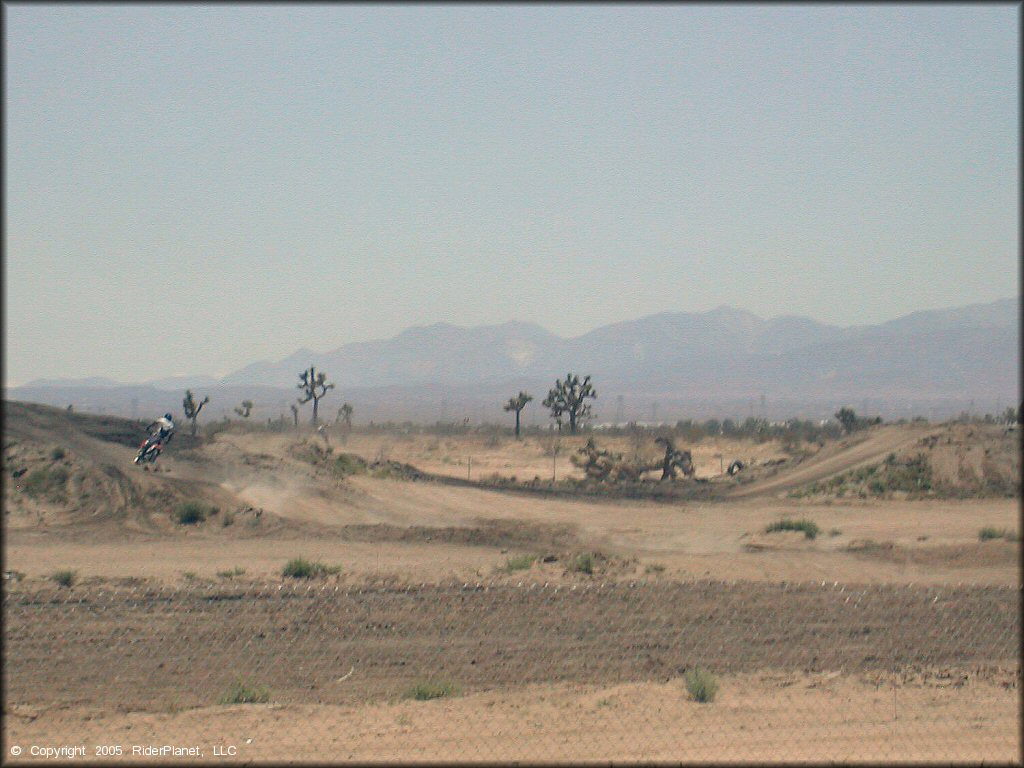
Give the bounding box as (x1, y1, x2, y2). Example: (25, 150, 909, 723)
(684, 667, 719, 703)
(282, 557, 342, 579)
(282, 557, 317, 578)
(51, 570, 76, 588)
(407, 679, 455, 701)
(173, 501, 211, 525)
(880, 453, 933, 492)
(221, 511, 235, 527)
(49, 447, 66, 461)
(645, 563, 666, 574)
(331, 453, 368, 477)
(791, 453, 934, 499)
(217, 567, 246, 579)
(504, 554, 535, 572)
(22, 466, 69, 499)
(829, 528, 842, 537)
(219, 680, 270, 705)
(290, 440, 332, 465)
(765, 518, 819, 540)
(978, 527, 1016, 542)
(367, 460, 422, 480)
(571, 552, 595, 574)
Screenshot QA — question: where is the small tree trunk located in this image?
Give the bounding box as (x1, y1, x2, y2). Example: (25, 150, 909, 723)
(514, 410, 521, 439)
(190, 417, 197, 437)
(312, 398, 319, 427)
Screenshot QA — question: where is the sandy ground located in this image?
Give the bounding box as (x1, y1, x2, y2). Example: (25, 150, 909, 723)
(6, 673, 1018, 763)
(4, 403, 1021, 763)
(6, 488, 1018, 587)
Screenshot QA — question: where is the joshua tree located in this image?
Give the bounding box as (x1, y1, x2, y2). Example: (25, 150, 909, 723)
(503, 392, 532, 439)
(571, 437, 648, 483)
(337, 402, 354, 430)
(297, 366, 335, 427)
(290, 404, 299, 428)
(234, 400, 254, 419)
(183, 390, 210, 437)
(654, 436, 695, 481)
(543, 373, 596, 434)
(572, 437, 614, 481)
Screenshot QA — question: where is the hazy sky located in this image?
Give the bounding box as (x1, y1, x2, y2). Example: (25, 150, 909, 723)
(5, 4, 1019, 385)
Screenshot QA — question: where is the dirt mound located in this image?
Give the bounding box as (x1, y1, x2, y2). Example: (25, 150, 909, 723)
(787, 423, 1019, 500)
(289, 442, 427, 481)
(3, 401, 296, 537)
(846, 539, 1019, 569)
(340, 518, 580, 551)
(726, 424, 939, 499)
(743, 531, 818, 552)
(917, 423, 1020, 496)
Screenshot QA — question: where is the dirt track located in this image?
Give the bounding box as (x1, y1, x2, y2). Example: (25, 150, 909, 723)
(726, 424, 941, 498)
(5, 402, 1020, 589)
(4, 401, 1020, 763)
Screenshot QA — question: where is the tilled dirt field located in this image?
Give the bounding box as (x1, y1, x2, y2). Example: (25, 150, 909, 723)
(5, 579, 1018, 714)
(5, 578, 1020, 762)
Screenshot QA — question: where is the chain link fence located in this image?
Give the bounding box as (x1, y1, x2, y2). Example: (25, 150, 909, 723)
(4, 576, 1020, 762)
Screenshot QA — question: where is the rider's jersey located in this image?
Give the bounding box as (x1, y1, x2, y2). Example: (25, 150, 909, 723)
(153, 416, 174, 437)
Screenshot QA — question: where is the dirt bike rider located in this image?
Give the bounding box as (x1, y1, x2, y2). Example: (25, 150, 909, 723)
(141, 413, 175, 456)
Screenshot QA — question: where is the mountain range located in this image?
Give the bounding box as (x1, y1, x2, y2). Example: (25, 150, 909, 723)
(10, 298, 1019, 423)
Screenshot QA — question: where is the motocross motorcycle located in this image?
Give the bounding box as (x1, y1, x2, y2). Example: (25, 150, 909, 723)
(133, 435, 164, 465)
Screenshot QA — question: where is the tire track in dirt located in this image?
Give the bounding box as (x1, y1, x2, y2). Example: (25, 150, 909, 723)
(4, 580, 1017, 712)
